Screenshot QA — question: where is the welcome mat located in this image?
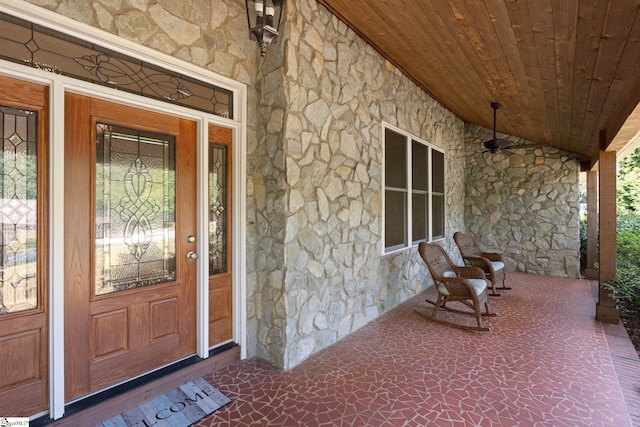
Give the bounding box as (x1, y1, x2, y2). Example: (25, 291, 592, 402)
(95, 378, 231, 427)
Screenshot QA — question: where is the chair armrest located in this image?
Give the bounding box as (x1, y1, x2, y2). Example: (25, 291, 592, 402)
(463, 255, 495, 273)
(464, 255, 491, 266)
(481, 252, 504, 262)
(452, 265, 486, 280)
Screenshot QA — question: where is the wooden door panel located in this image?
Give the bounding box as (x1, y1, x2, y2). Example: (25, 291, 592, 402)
(209, 281, 231, 322)
(0, 76, 48, 416)
(65, 93, 197, 400)
(64, 92, 94, 400)
(90, 335, 180, 391)
(92, 309, 128, 359)
(0, 329, 41, 388)
(64, 94, 92, 400)
(90, 99, 181, 133)
(209, 282, 232, 345)
(89, 282, 180, 308)
(176, 118, 197, 352)
(150, 298, 178, 340)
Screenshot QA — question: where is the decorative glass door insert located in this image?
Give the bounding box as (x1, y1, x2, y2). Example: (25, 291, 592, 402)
(0, 105, 38, 314)
(209, 143, 227, 275)
(95, 123, 176, 296)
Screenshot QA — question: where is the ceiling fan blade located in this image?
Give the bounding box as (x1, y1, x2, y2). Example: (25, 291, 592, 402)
(481, 103, 551, 155)
(494, 139, 513, 148)
(483, 140, 494, 150)
(483, 147, 515, 155)
(502, 142, 552, 150)
(482, 138, 512, 150)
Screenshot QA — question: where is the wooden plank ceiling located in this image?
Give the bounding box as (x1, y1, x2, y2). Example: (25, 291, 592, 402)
(315, 0, 640, 167)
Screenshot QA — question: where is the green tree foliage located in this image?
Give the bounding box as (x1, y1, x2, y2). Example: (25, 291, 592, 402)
(617, 147, 640, 212)
(599, 146, 640, 304)
(579, 147, 640, 303)
(604, 213, 640, 304)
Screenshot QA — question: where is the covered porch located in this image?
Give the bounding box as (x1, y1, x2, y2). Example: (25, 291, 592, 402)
(192, 272, 640, 426)
(2, 0, 640, 422)
(35, 273, 640, 425)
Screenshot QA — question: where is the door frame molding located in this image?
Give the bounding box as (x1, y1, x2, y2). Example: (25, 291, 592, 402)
(0, 2, 247, 421)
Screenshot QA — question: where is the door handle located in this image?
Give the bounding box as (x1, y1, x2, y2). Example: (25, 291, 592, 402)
(186, 251, 198, 260)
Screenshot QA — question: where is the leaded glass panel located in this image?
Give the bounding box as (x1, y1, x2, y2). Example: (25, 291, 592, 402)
(0, 106, 38, 314)
(0, 12, 233, 119)
(209, 144, 227, 275)
(95, 123, 176, 295)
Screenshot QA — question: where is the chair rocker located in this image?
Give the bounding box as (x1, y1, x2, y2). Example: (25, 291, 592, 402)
(417, 242, 495, 331)
(453, 231, 509, 296)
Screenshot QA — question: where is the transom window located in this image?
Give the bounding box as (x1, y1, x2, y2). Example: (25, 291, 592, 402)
(383, 125, 445, 253)
(0, 12, 233, 119)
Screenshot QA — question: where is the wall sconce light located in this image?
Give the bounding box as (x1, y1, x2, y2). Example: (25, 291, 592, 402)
(246, 0, 284, 57)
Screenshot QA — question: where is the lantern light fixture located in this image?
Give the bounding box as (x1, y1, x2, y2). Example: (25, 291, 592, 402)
(245, 0, 284, 57)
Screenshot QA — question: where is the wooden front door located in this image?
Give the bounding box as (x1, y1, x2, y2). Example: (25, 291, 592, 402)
(64, 93, 197, 401)
(0, 76, 49, 416)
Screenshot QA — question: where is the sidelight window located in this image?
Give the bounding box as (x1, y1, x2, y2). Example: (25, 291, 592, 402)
(0, 106, 39, 313)
(208, 143, 228, 275)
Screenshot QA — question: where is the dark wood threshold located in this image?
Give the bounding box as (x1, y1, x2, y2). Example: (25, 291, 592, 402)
(32, 343, 240, 426)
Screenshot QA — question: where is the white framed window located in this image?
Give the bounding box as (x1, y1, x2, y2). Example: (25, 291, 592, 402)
(383, 124, 445, 254)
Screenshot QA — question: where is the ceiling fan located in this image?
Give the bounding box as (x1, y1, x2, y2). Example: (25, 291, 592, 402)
(483, 102, 552, 153)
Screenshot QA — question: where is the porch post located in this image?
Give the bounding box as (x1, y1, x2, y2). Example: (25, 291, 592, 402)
(596, 149, 619, 323)
(584, 170, 599, 279)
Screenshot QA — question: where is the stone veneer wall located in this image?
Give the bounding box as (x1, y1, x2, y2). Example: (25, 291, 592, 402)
(464, 124, 581, 278)
(249, 33, 288, 366)
(278, 1, 466, 368)
(25, 0, 467, 370)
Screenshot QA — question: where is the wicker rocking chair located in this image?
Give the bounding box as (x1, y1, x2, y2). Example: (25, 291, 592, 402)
(417, 242, 495, 331)
(453, 232, 509, 296)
